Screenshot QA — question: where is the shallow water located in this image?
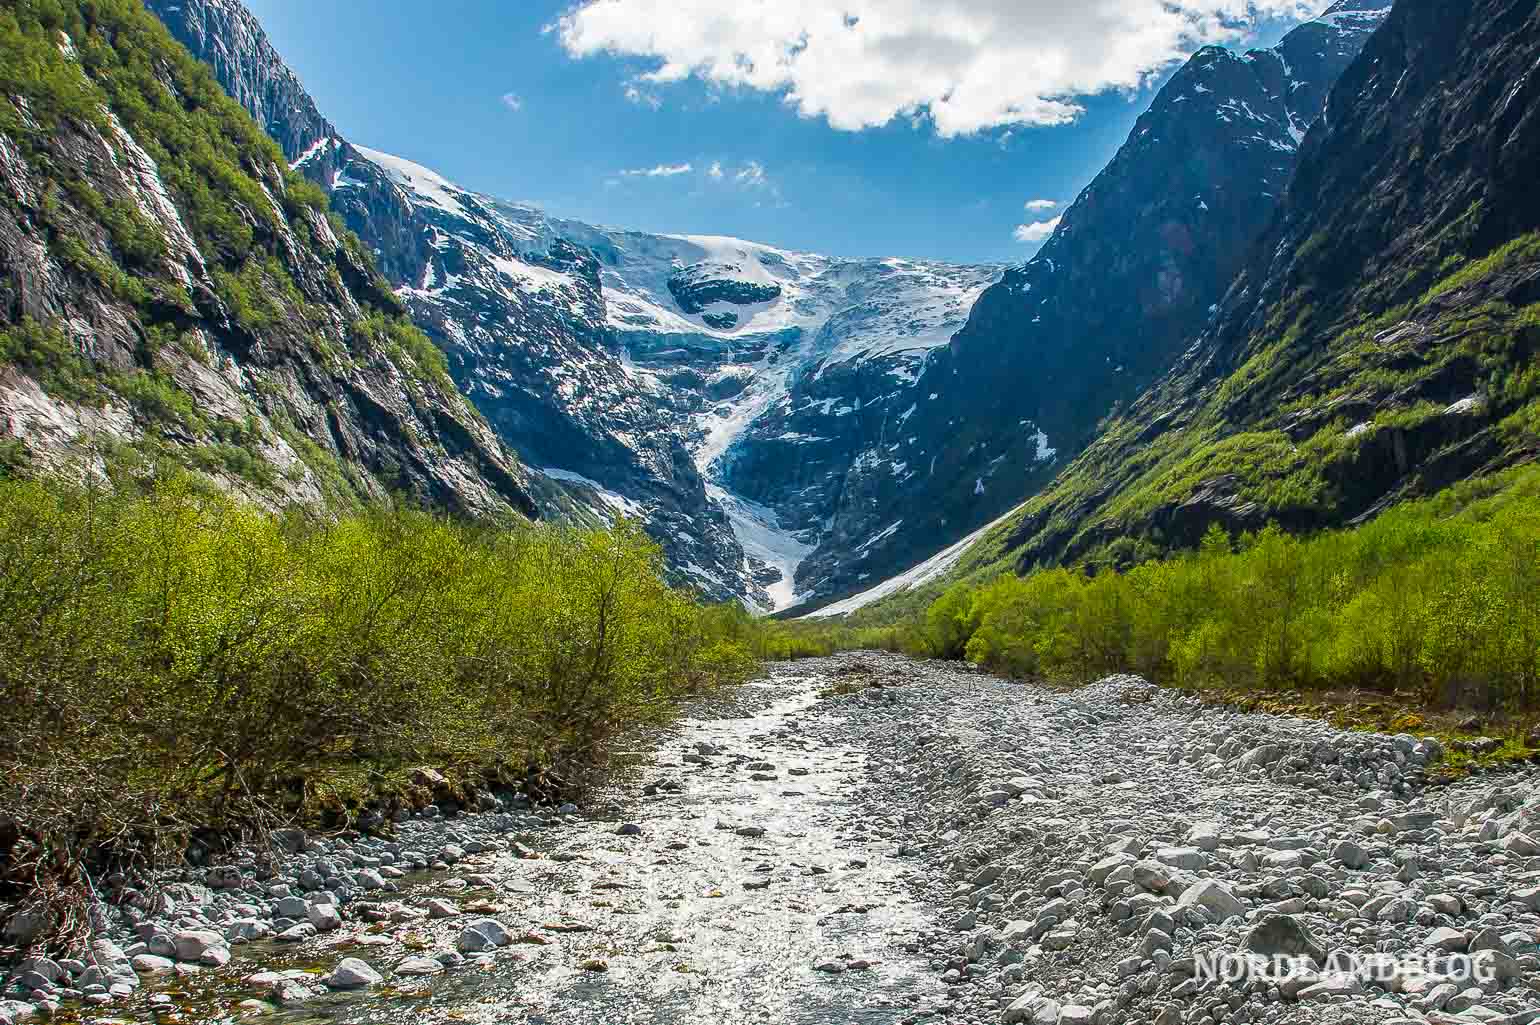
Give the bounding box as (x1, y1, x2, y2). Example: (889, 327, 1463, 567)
(72, 670, 940, 1024)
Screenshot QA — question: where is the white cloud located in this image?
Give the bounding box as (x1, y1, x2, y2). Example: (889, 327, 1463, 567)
(1025, 198, 1058, 211)
(500, 92, 523, 112)
(554, 0, 1327, 136)
(734, 160, 768, 187)
(1014, 215, 1062, 243)
(623, 83, 662, 108)
(620, 162, 694, 177)
(707, 161, 725, 179)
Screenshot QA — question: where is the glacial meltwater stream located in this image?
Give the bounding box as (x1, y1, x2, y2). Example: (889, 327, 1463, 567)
(73, 666, 941, 1025)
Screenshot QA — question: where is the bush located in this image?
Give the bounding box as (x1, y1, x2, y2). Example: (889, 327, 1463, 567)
(873, 466, 1540, 710)
(0, 476, 760, 946)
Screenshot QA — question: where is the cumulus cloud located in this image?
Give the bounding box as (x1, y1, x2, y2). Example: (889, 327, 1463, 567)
(620, 162, 694, 177)
(734, 160, 768, 187)
(1025, 198, 1058, 211)
(1013, 215, 1062, 243)
(553, 0, 1327, 136)
(500, 92, 523, 112)
(623, 83, 662, 108)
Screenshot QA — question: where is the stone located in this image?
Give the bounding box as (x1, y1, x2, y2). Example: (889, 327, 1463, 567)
(426, 899, 459, 919)
(1503, 832, 1540, 857)
(1002, 993, 1059, 1025)
(1187, 822, 1223, 851)
(1154, 847, 1205, 871)
(1243, 914, 1327, 965)
(1177, 879, 1246, 922)
(1426, 927, 1468, 953)
(307, 903, 341, 932)
(1468, 926, 1509, 955)
(1089, 854, 1135, 886)
(1333, 840, 1371, 869)
(1298, 973, 1365, 1000)
(456, 918, 513, 953)
(321, 958, 381, 990)
(171, 930, 226, 963)
(394, 957, 445, 977)
(130, 954, 174, 974)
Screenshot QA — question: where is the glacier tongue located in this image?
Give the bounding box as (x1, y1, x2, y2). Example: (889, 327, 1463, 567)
(707, 485, 814, 613)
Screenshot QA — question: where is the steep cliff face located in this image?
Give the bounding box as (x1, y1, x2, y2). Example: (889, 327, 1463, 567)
(886, 0, 1540, 599)
(792, 0, 1388, 612)
(0, 0, 534, 518)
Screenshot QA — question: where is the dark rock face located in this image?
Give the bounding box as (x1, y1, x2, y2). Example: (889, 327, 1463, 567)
(980, 0, 1540, 574)
(785, 1, 1387, 610)
(143, 0, 342, 182)
(330, 151, 751, 599)
(667, 264, 783, 313)
(2, 3, 534, 519)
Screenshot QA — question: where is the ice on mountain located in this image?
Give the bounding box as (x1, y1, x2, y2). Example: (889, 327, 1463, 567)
(354, 145, 470, 219)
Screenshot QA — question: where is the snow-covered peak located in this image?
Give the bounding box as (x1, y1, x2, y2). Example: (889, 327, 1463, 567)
(1313, 0, 1392, 30)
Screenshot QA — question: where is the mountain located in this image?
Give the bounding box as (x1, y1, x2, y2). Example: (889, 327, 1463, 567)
(143, 0, 997, 609)
(832, 0, 1540, 614)
(142, 0, 1388, 613)
(0, 0, 534, 518)
(793, 0, 1390, 612)
(324, 157, 999, 607)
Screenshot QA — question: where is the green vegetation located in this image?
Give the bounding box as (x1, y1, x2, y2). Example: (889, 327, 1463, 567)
(0, 318, 103, 405)
(921, 221, 1540, 594)
(0, 473, 761, 943)
(0, 0, 485, 504)
(842, 467, 1540, 723)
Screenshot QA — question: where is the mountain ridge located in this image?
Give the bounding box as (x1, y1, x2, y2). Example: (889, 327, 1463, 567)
(142, 0, 1391, 615)
(0, 0, 536, 519)
(830, 0, 1540, 619)
(790, 0, 1390, 613)
(144, 0, 1002, 609)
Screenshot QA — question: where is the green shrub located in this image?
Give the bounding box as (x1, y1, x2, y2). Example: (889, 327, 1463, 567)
(884, 466, 1540, 710)
(0, 474, 762, 946)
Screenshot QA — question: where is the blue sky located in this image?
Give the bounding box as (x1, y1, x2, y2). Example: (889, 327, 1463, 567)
(244, 1, 1315, 264)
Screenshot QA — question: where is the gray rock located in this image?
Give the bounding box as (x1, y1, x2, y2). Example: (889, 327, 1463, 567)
(1177, 879, 1246, 922)
(171, 930, 226, 963)
(455, 918, 513, 953)
(394, 957, 445, 977)
(307, 903, 341, 931)
(1243, 914, 1327, 964)
(1333, 840, 1371, 869)
(321, 957, 381, 990)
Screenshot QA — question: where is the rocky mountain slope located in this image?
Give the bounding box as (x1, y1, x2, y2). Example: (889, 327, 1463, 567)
(0, 0, 534, 517)
(144, 0, 997, 608)
(143, 0, 1395, 613)
(850, 0, 1540, 610)
(799, 0, 1389, 613)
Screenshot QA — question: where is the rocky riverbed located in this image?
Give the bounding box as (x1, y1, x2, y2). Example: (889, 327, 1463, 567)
(3, 653, 1539, 1025)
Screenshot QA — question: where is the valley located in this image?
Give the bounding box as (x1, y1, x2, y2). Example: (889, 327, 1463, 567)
(28, 654, 1540, 1025)
(3, 0, 1540, 1022)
